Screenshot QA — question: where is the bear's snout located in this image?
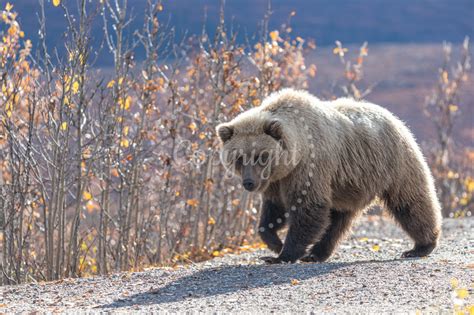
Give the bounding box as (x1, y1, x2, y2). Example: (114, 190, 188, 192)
(242, 179, 256, 191)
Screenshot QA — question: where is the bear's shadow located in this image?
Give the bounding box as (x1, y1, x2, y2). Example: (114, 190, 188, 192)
(99, 258, 403, 309)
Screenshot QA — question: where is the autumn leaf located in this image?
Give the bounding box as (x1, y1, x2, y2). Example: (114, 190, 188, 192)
(72, 81, 79, 94)
(252, 99, 261, 106)
(86, 200, 98, 213)
(333, 46, 348, 57)
(449, 104, 458, 112)
(212, 250, 220, 257)
(188, 122, 197, 133)
(450, 278, 459, 288)
(308, 64, 317, 78)
(269, 30, 279, 42)
(53, 0, 61, 7)
(120, 138, 129, 148)
(83, 191, 92, 201)
(466, 178, 474, 192)
(371, 244, 380, 252)
(111, 168, 119, 177)
(291, 279, 300, 285)
(186, 199, 199, 207)
(119, 96, 132, 110)
(106, 80, 115, 88)
(207, 217, 216, 225)
(5, 3, 13, 12)
(456, 288, 469, 299)
(60, 122, 68, 131)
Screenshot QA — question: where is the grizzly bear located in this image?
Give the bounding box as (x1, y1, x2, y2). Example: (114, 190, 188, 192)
(216, 89, 442, 264)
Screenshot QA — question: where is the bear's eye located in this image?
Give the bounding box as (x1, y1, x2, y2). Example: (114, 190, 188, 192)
(260, 152, 270, 164)
(236, 156, 243, 168)
(254, 152, 270, 165)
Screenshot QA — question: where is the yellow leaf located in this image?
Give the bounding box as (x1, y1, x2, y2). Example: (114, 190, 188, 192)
(53, 0, 61, 7)
(120, 138, 129, 148)
(60, 122, 67, 131)
(118, 77, 124, 85)
(72, 81, 79, 94)
(83, 191, 92, 201)
(80, 241, 87, 251)
(5, 3, 13, 11)
(451, 278, 459, 288)
(269, 30, 279, 42)
(120, 96, 131, 110)
(359, 237, 369, 242)
(186, 199, 199, 207)
(188, 122, 197, 132)
(456, 288, 469, 299)
(157, 4, 163, 11)
(466, 178, 474, 192)
(208, 217, 216, 225)
(212, 250, 220, 257)
(449, 104, 458, 112)
(291, 279, 300, 285)
(371, 244, 380, 252)
(123, 126, 129, 136)
(106, 80, 115, 88)
(91, 264, 98, 273)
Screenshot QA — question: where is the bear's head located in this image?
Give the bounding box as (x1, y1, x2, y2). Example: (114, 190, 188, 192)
(216, 112, 299, 193)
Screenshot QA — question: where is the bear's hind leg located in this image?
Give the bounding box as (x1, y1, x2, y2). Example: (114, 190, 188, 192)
(258, 200, 287, 253)
(302, 209, 357, 262)
(385, 192, 441, 258)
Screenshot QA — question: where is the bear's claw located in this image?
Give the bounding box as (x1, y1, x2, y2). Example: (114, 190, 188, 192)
(260, 256, 283, 264)
(300, 255, 317, 263)
(401, 243, 436, 258)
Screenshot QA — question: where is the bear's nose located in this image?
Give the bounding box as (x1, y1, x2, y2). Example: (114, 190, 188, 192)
(242, 179, 256, 191)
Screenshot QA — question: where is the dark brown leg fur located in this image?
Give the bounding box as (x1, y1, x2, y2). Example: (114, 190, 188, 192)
(258, 200, 287, 253)
(263, 202, 330, 264)
(385, 194, 440, 258)
(302, 209, 356, 262)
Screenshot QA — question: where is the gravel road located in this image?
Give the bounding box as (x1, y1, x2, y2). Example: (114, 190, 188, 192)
(1, 216, 473, 314)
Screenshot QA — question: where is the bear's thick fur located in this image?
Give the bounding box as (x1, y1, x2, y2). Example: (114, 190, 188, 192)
(216, 89, 442, 264)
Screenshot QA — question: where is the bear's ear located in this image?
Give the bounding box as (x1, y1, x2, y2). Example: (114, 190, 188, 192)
(216, 124, 234, 143)
(263, 119, 283, 140)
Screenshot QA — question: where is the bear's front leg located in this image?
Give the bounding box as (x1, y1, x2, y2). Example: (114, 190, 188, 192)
(258, 200, 287, 253)
(263, 202, 331, 264)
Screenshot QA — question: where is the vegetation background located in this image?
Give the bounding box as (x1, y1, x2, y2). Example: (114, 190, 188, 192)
(0, 0, 473, 285)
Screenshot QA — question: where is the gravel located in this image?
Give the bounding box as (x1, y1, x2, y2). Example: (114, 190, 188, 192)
(1, 215, 473, 314)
